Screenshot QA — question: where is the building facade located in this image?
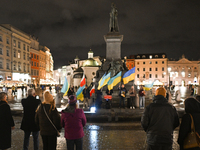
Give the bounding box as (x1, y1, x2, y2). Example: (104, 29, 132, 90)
(45, 47, 54, 82)
(126, 55, 135, 70)
(39, 45, 46, 84)
(134, 53, 168, 86)
(168, 55, 199, 86)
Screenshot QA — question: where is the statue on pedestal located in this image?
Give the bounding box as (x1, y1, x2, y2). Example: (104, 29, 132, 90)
(109, 3, 119, 32)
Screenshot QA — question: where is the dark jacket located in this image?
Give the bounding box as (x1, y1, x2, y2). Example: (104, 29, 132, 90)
(139, 89, 145, 96)
(0, 101, 15, 149)
(178, 98, 200, 150)
(141, 95, 179, 146)
(83, 88, 90, 98)
(118, 87, 127, 97)
(67, 87, 74, 96)
(20, 96, 41, 131)
(61, 106, 87, 140)
(35, 104, 62, 135)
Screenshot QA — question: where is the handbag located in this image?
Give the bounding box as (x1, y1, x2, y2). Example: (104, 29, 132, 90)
(183, 114, 200, 149)
(43, 106, 60, 137)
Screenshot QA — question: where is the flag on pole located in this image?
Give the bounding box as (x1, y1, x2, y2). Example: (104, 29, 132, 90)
(90, 85, 95, 97)
(123, 67, 135, 84)
(97, 72, 111, 90)
(97, 73, 106, 90)
(76, 85, 85, 101)
(107, 71, 122, 90)
(61, 77, 70, 96)
(143, 80, 156, 91)
(80, 74, 86, 87)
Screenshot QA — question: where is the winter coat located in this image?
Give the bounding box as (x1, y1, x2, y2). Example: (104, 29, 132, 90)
(139, 89, 145, 97)
(178, 98, 200, 150)
(35, 104, 62, 135)
(141, 95, 179, 146)
(118, 87, 127, 97)
(0, 101, 15, 149)
(20, 96, 41, 131)
(83, 88, 90, 98)
(61, 106, 87, 140)
(129, 88, 136, 97)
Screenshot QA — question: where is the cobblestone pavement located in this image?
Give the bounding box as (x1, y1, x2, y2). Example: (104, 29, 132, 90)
(11, 116, 180, 150)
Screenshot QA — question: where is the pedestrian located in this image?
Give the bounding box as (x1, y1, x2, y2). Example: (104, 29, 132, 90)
(83, 85, 90, 109)
(2, 85, 8, 94)
(61, 95, 87, 150)
(141, 87, 179, 150)
(21, 84, 25, 95)
(20, 88, 41, 150)
(95, 89, 102, 109)
(177, 97, 200, 150)
(35, 91, 62, 150)
(139, 86, 145, 109)
(49, 85, 52, 93)
(129, 86, 136, 109)
(118, 84, 127, 108)
(12, 85, 16, 96)
(191, 86, 194, 96)
(0, 92, 15, 150)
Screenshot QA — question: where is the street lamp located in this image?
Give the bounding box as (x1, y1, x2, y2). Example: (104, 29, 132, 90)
(168, 67, 171, 86)
(58, 68, 61, 85)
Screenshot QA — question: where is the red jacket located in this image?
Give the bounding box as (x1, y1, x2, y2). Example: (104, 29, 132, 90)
(61, 107, 86, 140)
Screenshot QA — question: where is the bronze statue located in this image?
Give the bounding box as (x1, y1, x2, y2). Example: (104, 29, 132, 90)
(109, 3, 119, 32)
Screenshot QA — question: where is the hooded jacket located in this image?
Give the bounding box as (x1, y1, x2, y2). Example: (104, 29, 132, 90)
(61, 105, 86, 140)
(141, 95, 179, 145)
(178, 98, 200, 150)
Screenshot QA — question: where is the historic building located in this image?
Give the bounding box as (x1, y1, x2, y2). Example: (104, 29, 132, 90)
(0, 24, 31, 83)
(45, 47, 54, 82)
(39, 45, 46, 84)
(134, 53, 168, 86)
(126, 55, 135, 70)
(168, 55, 200, 86)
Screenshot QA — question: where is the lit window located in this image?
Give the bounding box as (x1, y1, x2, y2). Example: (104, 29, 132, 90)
(182, 72, 185, 77)
(18, 52, 20, 58)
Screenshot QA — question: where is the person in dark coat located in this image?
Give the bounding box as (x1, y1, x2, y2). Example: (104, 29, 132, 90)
(35, 91, 62, 150)
(118, 84, 127, 108)
(67, 86, 74, 96)
(83, 85, 90, 109)
(0, 92, 15, 150)
(20, 88, 41, 150)
(141, 87, 179, 150)
(61, 95, 87, 150)
(178, 97, 200, 150)
(95, 89, 102, 109)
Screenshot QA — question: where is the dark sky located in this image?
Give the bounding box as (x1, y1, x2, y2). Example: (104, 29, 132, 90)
(1, 0, 200, 69)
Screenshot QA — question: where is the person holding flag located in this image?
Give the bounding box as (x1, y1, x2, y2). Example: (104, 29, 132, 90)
(61, 77, 70, 97)
(83, 85, 90, 109)
(118, 84, 127, 108)
(76, 74, 86, 102)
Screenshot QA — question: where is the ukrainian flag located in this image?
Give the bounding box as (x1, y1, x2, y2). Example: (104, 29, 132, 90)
(97, 73, 106, 90)
(98, 72, 111, 90)
(76, 85, 85, 101)
(123, 67, 135, 84)
(61, 77, 70, 96)
(144, 80, 156, 91)
(107, 71, 122, 90)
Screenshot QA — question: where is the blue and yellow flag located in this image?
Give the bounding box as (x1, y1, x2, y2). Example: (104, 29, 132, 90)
(97, 73, 106, 90)
(61, 77, 70, 96)
(123, 67, 135, 84)
(107, 71, 122, 90)
(97, 72, 111, 90)
(143, 80, 156, 91)
(76, 85, 85, 101)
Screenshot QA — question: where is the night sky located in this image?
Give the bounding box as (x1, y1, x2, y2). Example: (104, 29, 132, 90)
(1, 0, 200, 69)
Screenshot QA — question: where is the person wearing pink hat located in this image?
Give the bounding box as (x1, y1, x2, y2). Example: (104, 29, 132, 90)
(61, 95, 87, 150)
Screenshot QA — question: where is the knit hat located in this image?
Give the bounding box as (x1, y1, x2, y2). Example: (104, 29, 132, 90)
(155, 87, 166, 97)
(68, 95, 77, 104)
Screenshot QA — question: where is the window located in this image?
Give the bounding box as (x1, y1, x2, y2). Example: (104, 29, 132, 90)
(155, 68, 158, 71)
(27, 64, 29, 72)
(31, 70, 33, 75)
(37, 70, 39, 76)
(149, 61, 152, 64)
(149, 68, 152, 71)
(188, 73, 191, 77)
(0, 35, 2, 42)
(37, 63, 38, 67)
(18, 64, 21, 71)
(149, 74, 152, 78)
(162, 74, 165, 78)
(142, 55, 146, 58)
(34, 55, 36, 59)
(23, 53, 26, 60)
(143, 62, 145, 64)
(18, 42, 21, 48)
(37, 56, 39, 60)
(32, 61, 33, 66)
(0, 48, 2, 55)
(6, 62, 9, 69)
(137, 62, 139, 65)
(34, 70, 36, 75)
(27, 53, 29, 60)
(34, 62, 36, 66)
(137, 68, 139, 71)
(27, 46, 29, 52)
(6, 50, 9, 56)
(155, 55, 158, 58)
(162, 67, 164, 71)
(137, 56, 140, 58)
(13, 64, 16, 70)
(143, 68, 145, 71)
(6, 38, 9, 44)
(155, 61, 158, 64)
(18, 52, 20, 58)
(23, 44, 26, 50)
(0, 61, 2, 68)
(182, 72, 185, 77)
(24, 65, 26, 72)
(194, 67, 197, 69)
(131, 64, 133, 68)
(13, 40, 16, 47)
(14, 51, 16, 57)
(155, 74, 158, 78)
(162, 61, 164, 64)
(162, 54, 165, 58)
(137, 74, 139, 78)
(143, 74, 145, 78)
(31, 54, 33, 58)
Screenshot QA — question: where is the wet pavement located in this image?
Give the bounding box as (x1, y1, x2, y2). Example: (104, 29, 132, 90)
(6, 86, 192, 149)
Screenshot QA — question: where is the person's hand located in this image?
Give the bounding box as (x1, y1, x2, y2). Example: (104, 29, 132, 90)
(11, 126, 15, 130)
